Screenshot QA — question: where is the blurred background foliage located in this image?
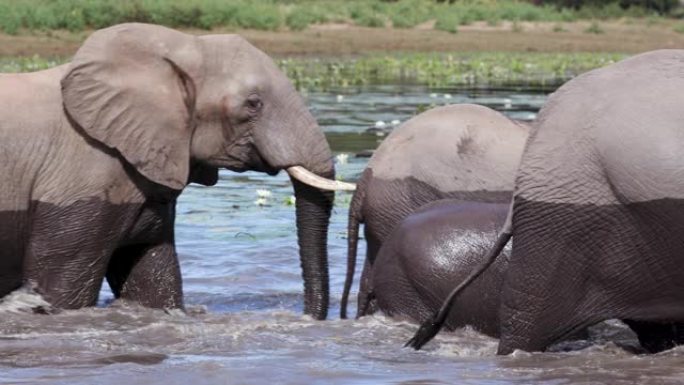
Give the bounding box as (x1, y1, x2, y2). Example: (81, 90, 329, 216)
(0, 0, 680, 35)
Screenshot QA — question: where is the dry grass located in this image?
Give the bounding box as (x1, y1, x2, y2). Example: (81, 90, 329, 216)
(0, 19, 683, 58)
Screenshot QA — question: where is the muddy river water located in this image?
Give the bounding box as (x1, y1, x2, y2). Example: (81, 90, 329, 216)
(2, 85, 683, 384)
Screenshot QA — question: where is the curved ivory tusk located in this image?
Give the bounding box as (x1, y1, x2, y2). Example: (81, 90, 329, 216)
(287, 166, 356, 191)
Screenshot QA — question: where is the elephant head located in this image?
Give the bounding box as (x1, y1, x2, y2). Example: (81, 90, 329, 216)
(60, 23, 352, 320)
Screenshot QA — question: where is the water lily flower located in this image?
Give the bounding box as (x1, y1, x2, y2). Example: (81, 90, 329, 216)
(336, 153, 349, 165)
(504, 99, 512, 109)
(374, 120, 386, 128)
(391, 119, 401, 126)
(444, 94, 452, 99)
(256, 189, 272, 198)
(429, 93, 438, 98)
(336, 95, 344, 102)
(254, 197, 268, 206)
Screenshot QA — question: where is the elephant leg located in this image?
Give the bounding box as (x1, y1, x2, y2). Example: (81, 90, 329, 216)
(498, 296, 600, 354)
(0, 214, 26, 298)
(497, 199, 609, 354)
(24, 200, 135, 309)
(623, 320, 684, 353)
(106, 242, 183, 309)
(356, 258, 377, 318)
(498, 263, 602, 354)
(356, 233, 381, 318)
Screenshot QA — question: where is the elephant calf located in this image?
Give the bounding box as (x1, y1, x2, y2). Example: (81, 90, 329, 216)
(372, 199, 509, 337)
(341, 104, 529, 318)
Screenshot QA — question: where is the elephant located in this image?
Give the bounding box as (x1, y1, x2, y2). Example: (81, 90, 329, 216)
(407, 49, 684, 354)
(0, 23, 353, 320)
(341, 103, 530, 319)
(373, 199, 510, 338)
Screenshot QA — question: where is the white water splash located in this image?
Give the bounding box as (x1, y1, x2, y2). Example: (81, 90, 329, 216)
(0, 285, 52, 314)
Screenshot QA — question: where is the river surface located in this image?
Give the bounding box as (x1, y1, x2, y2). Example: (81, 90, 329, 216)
(2, 85, 683, 385)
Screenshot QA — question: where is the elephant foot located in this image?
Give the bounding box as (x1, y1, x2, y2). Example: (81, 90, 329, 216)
(356, 290, 378, 318)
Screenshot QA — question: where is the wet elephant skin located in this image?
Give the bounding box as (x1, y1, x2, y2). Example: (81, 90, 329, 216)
(354, 171, 512, 316)
(373, 200, 510, 338)
(362, 172, 513, 259)
(500, 197, 684, 354)
(1, 198, 180, 309)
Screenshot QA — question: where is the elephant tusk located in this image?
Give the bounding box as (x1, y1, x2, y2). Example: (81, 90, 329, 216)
(287, 166, 356, 191)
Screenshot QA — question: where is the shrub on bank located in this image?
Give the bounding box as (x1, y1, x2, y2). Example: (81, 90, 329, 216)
(435, 12, 461, 33)
(534, 0, 678, 15)
(285, 6, 329, 31)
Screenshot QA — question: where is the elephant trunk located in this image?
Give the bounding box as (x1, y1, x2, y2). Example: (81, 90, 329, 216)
(253, 89, 340, 320)
(290, 162, 334, 320)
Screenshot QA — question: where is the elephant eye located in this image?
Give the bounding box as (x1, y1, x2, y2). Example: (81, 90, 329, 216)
(246, 94, 263, 111)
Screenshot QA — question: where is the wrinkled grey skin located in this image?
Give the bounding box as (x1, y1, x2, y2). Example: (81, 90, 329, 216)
(374, 199, 510, 337)
(341, 104, 529, 318)
(421, 49, 684, 354)
(0, 23, 334, 319)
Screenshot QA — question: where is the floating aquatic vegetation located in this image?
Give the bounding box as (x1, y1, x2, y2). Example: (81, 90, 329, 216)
(283, 195, 296, 206)
(278, 52, 627, 91)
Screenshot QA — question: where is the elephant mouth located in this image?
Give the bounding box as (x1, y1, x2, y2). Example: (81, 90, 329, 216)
(217, 144, 354, 191)
(250, 143, 281, 176)
(214, 144, 279, 176)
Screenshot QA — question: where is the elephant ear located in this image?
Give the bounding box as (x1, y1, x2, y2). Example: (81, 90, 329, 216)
(61, 23, 201, 190)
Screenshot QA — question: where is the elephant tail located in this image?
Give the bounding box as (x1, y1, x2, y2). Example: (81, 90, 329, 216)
(405, 203, 513, 350)
(340, 171, 368, 319)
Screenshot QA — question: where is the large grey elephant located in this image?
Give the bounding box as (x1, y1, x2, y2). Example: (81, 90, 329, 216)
(0, 23, 352, 320)
(407, 49, 684, 353)
(341, 104, 529, 318)
(374, 199, 510, 337)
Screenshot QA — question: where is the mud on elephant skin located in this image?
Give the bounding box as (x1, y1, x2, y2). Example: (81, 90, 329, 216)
(341, 103, 529, 319)
(373, 199, 510, 338)
(0, 23, 351, 319)
(409, 49, 684, 354)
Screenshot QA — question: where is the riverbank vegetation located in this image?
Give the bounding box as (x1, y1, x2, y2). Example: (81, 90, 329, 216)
(0, 0, 681, 35)
(1, 51, 626, 89)
(282, 52, 627, 89)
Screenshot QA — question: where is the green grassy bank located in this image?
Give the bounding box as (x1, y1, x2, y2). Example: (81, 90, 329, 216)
(0, 52, 627, 89)
(0, 0, 676, 35)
